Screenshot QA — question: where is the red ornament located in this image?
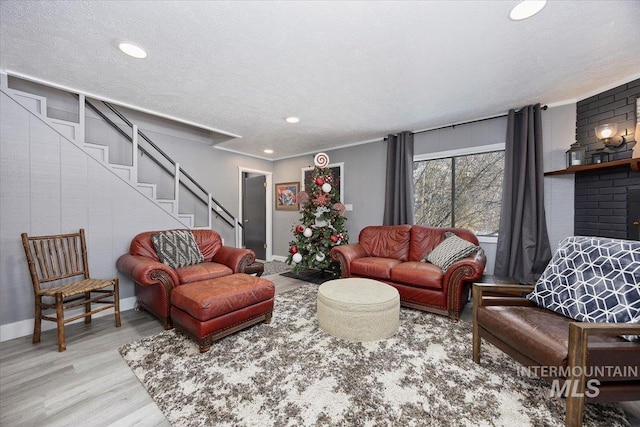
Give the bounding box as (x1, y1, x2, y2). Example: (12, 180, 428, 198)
(295, 224, 305, 234)
(330, 235, 339, 243)
(289, 245, 298, 254)
(315, 177, 325, 186)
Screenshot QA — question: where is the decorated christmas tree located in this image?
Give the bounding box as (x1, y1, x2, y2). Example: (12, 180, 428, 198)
(286, 153, 348, 277)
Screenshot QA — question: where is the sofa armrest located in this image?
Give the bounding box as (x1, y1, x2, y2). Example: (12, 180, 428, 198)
(440, 251, 487, 316)
(212, 246, 255, 273)
(116, 253, 179, 289)
(330, 243, 368, 278)
(566, 321, 640, 425)
(472, 283, 536, 307)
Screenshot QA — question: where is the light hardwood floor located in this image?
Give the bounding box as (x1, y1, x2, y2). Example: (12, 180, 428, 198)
(1, 275, 638, 426)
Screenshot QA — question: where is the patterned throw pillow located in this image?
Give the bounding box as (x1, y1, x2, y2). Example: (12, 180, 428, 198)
(426, 232, 480, 272)
(527, 236, 640, 341)
(151, 230, 204, 269)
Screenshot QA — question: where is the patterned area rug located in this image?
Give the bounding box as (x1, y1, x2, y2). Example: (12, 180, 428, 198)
(261, 260, 292, 276)
(119, 285, 628, 427)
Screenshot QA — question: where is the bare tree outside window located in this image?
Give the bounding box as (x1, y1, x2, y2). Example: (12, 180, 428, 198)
(413, 151, 504, 236)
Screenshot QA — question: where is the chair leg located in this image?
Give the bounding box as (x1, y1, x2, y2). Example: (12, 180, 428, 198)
(84, 291, 92, 324)
(33, 297, 42, 344)
(55, 293, 66, 352)
(472, 284, 481, 364)
(113, 278, 121, 328)
(472, 324, 481, 364)
(565, 395, 585, 427)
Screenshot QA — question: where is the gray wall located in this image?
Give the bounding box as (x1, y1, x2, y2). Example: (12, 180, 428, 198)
(271, 106, 577, 276)
(543, 103, 576, 250)
(272, 142, 387, 258)
(0, 88, 271, 335)
(0, 74, 578, 335)
(0, 91, 184, 327)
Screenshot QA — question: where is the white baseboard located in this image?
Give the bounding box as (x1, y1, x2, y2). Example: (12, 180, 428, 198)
(0, 296, 137, 342)
(270, 255, 288, 262)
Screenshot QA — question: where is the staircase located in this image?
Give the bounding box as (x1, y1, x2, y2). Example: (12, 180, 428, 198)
(0, 72, 238, 233)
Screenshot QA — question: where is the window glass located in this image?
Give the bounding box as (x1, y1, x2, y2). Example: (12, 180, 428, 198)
(413, 150, 504, 236)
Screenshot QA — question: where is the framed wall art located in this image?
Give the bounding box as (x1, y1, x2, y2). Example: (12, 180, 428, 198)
(301, 162, 344, 203)
(275, 182, 300, 210)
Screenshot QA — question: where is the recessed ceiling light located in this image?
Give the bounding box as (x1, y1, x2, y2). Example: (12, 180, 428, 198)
(118, 42, 147, 59)
(285, 117, 300, 123)
(264, 149, 274, 154)
(509, 0, 547, 21)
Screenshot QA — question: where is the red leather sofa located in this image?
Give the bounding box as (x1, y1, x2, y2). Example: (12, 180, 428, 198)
(116, 229, 255, 329)
(330, 225, 486, 320)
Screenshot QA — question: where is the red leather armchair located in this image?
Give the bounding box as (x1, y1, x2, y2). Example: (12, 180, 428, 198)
(330, 225, 486, 320)
(117, 229, 255, 329)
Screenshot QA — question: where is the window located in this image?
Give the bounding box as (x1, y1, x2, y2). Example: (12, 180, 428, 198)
(413, 144, 504, 238)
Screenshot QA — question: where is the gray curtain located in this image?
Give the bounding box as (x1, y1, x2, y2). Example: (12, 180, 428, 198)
(494, 104, 552, 284)
(383, 131, 414, 225)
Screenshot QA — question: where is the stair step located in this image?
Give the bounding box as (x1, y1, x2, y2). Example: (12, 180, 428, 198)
(6, 89, 47, 116)
(178, 214, 195, 229)
(136, 183, 157, 199)
(3, 77, 215, 232)
(157, 199, 177, 214)
(111, 164, 134, 181)
(83, 142, 109, 163)
(49, 118, 79, 141)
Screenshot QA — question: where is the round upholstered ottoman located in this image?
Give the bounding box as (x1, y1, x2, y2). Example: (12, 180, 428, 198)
(317, 278, 400, 342)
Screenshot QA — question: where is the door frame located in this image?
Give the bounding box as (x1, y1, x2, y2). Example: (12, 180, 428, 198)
(238, 166, 273, 261)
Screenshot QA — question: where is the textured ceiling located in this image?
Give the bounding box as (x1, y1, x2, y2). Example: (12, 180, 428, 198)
(1, 1, 640, 160)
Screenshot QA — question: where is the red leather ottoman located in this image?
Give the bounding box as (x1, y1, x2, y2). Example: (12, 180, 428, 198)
(170, 273, 275, 352)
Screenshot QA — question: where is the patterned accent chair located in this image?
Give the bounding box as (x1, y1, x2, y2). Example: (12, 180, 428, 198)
(117, 229, 255, 329)
(473, 236, 640, 427)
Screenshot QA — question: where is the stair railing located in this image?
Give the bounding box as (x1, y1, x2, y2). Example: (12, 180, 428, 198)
(82, 97, 241, 231)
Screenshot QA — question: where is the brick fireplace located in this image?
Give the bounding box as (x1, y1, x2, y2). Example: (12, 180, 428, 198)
(573, 79, 639, 240)
(574, 166, 640, 239)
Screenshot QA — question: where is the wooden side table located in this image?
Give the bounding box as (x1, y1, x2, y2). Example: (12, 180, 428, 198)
(244, 261, 264, 277)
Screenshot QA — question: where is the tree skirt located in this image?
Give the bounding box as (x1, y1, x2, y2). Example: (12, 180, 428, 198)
(119, 285, 628, 427)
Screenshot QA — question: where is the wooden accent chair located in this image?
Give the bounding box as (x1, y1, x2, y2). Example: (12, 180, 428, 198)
(21, 229, 121, 352)
(473, 283, 640, 427)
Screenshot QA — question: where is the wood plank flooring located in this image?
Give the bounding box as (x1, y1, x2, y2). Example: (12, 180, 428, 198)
(1, 274, 638, 426)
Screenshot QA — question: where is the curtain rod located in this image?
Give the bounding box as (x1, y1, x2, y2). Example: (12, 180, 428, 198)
(384, 105, 548, 140)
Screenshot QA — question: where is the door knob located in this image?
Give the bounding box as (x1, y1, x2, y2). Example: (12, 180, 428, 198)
(244, 219, 249, 223)
(634, 221, 640, 226)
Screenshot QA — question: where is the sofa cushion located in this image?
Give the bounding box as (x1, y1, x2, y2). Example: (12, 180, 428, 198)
(390, 262, 443, 289)
(409, 226, 479, 262)
(151, 230, 204, 269)
(527, 236, 640, 334)
(359, 225, 411, 261)
(176, 262, 233, 285)
(171, 274, 275, 321)
(351, 257, 402, 280)
(426, 232, 480, 272)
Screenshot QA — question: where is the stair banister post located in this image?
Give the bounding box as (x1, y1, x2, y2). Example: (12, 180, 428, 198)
(235, 217, 241, 248)
(78, 94, 86, 145)
(174, 163, 180, 215)
(208, 193, 213, 230)
(131, 124, 139, 184)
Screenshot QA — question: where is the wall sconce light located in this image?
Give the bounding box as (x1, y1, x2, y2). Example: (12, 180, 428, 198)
(566, 142, 586, 168)
(595, 123, 625, 148)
